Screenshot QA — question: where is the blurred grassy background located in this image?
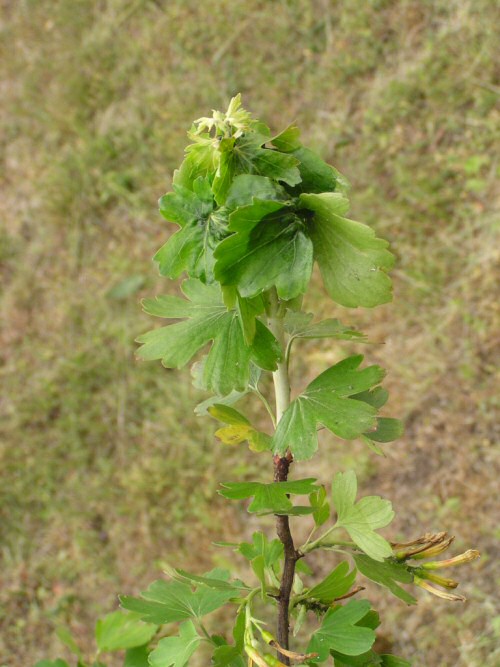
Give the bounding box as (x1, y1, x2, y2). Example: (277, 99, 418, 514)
(1, 1, 499, 665)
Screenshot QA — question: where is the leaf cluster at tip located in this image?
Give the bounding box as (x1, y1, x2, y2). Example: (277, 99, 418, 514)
(138, 95, 397, 397)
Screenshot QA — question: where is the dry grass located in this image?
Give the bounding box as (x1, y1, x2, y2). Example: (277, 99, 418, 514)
(1, 1, 499, 665)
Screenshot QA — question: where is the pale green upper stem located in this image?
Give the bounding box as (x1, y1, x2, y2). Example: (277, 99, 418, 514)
(266, 288, 291, 422)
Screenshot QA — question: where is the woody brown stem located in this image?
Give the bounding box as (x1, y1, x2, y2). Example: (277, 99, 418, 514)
(274, 454, 299, 665)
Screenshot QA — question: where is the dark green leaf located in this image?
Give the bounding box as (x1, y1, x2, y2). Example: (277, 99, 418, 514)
(273, 356, 384, 460)
(155, 177, 225, 282)
(364, 418, 404, 443)
(214, 210, 313, 300)
(307, 561, 357, 603)
(301, 192, 395, 308)
(353, 555, 416, 605)
(290, 146, 338, 194)
(225, 174, 287, 208)
(212, 645, 246, 667)
(219, 479, 318, 515)
(212, 134, 300, 204)
(124, 645, 150, 667)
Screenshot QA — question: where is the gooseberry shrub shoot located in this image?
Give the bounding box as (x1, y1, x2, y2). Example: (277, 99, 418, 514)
(37, 97, 480, 667)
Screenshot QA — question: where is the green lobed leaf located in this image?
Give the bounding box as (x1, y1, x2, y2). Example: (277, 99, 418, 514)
(212, 645, 246, 667)
(214, 208, 313, 300)
(218, 479, 318, 515)
(272, 355, 384, 460)
(237, 531, 284, 568)
(124, 645, 150, 667)
(290, 146, 338, 194)
(284, 311, 367, 343)
(363, 418, 404, 443)
(307, 600, 376, 660)
(148, 621, 201, 667)
(208, 404, 272, 452)
(225, 174, 287, 208)
(307, 561, 357, 604)
(164, 565, 249, 591)
(269, 125, 302, 153)
(300, 192, 395, 308)
(155, 177, 228, 283)
(137, 280, 280, 395)
(331, 472, 394, 561)
(353, 554, 416, 605)
(212, 133, 301, 205)
(309, 485, 330, 526)
(120, 569, 237, 624)
(95, 611, 157, 652)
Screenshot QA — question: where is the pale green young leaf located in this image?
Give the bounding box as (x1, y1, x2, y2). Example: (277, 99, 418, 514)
(307, 561, 357, 604)
(148, 621, 201, 667)
(219, 479, 318, 515)
(301, 192, 395, 308)
(353, 554, 416, 605)
(163, 565, 249, 591)
(307, 600, 376, 660)
(272, 356, 384, 460)
(120, 569, 237, 624)
(309, 485, 330, 526)
(208, 404, 250, 425)
(332, 472, 394, 561)
(284, 311, 367, 342)
(95, 611, 157, 652)
(209, 403, 272, 453)
(237, 531, 284, 568)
